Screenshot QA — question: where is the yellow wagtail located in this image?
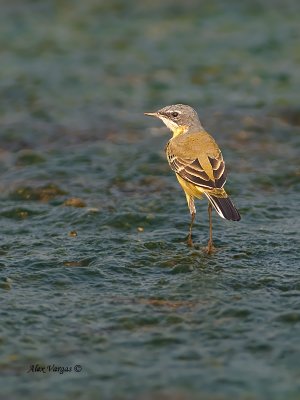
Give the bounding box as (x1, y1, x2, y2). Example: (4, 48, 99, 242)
(145, 104, 241, 253)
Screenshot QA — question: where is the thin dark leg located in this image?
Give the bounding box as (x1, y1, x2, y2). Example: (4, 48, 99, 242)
(187, 212, 195, 247)
(207, 203, 214, 254)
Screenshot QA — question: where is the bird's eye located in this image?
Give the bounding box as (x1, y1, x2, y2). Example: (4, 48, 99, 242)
(171, 112, 179, 118)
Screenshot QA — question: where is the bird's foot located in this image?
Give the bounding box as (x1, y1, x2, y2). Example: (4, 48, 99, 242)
(206, 240, 215, 255)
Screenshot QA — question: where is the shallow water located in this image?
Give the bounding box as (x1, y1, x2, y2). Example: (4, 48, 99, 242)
(1, 1, 300, 399)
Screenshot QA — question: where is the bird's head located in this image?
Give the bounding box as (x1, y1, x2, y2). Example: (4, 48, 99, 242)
(144, 104, 202, 135)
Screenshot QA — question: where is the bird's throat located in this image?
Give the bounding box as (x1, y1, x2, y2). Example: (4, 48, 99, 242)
(172, 125, 188, 138)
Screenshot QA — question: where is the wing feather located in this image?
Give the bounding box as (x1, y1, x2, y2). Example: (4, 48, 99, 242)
(208, 155, 227, 187)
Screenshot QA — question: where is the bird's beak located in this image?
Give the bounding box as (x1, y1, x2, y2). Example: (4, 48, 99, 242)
(144, 112, 159, 118)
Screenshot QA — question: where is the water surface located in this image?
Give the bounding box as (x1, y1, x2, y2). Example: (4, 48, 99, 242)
(1, 1, 300, 399)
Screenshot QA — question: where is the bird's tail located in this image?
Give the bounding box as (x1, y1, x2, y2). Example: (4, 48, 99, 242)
(205, 192, 241, 221)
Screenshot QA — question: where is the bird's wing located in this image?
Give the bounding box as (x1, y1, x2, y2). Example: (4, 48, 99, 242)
(167, 147, 227, 189)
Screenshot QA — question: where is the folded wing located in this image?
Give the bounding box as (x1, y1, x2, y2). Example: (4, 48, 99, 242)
(167, 148, 227, 190)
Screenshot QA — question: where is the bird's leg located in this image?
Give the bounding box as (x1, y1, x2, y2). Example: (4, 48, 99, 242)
(207, 202, 215, 254)
(186, 195, 196, 247)
(187, 212, 195, 247)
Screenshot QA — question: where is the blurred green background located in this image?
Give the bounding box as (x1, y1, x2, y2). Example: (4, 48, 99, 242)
(1, 0, 300, 140)
(1, 1, 300, 400)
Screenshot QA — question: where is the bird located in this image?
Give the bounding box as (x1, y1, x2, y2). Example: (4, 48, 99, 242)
(144, 104, 241, 253)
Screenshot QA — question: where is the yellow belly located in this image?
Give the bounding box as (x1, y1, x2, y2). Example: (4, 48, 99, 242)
(176, 174, 205, 199)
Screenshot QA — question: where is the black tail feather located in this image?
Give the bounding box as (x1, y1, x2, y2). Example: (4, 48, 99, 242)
(205, 194, 241, 221)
